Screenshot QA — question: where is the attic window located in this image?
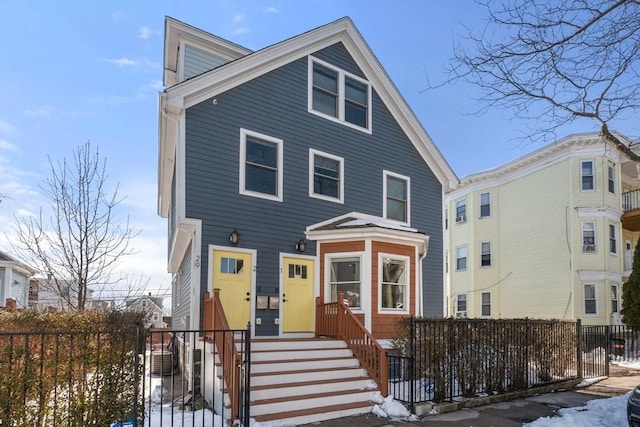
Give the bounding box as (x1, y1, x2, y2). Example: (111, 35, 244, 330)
(308, 56, 371, 132)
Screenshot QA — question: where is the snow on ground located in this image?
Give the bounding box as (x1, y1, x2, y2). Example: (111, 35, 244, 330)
(524, 393, 630, 427)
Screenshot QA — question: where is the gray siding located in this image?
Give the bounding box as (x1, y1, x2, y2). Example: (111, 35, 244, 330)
(185, 42, 444, 332)
(172, 243, 192, 329)
(184, 44, 229, 80)
(169, 165, 177, 257)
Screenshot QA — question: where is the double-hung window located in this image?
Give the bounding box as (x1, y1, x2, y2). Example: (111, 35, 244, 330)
(480, 241, 491, 267)
(456, 245, 467, 271)
(581, 160, 595, 191)
(309, 57, 371, 131)
(384, 171, 410, 224)
(584, 284, 597, 315)
(480, 192, 491, 218)
(608, 162, 616, 194)
(455, 200, 466, 223)
(329, 257, 361, 309)
(456, 294, 467, 314)
(481, 292, 491, 317)
(380, 255, 408, 311)
(240, 129, 283, 202)
(582, 221, 596, 253)
(610, 224, 617, 254)
(309, 149, 343, 203)
(611, 284, 619, 314)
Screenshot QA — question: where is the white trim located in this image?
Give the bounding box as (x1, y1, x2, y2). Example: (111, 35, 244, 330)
(580, 159, 596, 192)
(383, 170, 410, 226)
(455, 245, 468, 271)
(576, 207, 622, 222)
(581, 221, 597, 254)
(307, 56, 372, 134)
(239, 128, 284, 202)
(278, 252, 317, 337)
(583, 283, 598, 316)
(377, 252, 410, 315)
(324, 251, 364, 312)
(578, 270, 622, 282)
(208, 244, 258, 338)
(308, 148, 344, 204)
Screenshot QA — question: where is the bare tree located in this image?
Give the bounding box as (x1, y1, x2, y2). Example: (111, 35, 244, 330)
(448, 0, 639, 155)
(11, 142, 140, 310)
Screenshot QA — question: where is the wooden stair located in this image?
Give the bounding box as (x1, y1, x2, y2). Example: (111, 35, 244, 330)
(243, 338, 379, 425)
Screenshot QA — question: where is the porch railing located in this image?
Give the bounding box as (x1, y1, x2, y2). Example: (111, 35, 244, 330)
(623, 189, 640, 212)
(203, 290, 246, 422)
(315, 292, 388, 395)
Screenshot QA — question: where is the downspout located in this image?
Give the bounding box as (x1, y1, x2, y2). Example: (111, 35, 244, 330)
(418, 239, 428, 317)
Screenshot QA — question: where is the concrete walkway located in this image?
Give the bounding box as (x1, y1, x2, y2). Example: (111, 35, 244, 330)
(299, 366, 639, 427)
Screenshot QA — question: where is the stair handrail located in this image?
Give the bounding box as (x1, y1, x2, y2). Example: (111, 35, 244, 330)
(315, 292, 388, 395)
(204, 290, 242, 420)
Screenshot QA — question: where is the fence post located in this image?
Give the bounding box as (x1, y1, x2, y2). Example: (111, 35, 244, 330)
(576, 319, 583, 379)
(605, 325, 610, 377)
(243, 322, 252, 427)
(337, 292, 345, 339)
(409, 316, 415, 412)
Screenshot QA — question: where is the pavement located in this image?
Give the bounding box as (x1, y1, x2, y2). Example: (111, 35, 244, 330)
(299, 366, 640, 427)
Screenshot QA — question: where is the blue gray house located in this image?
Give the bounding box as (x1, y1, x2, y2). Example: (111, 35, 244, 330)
(158, 16, 457, 339)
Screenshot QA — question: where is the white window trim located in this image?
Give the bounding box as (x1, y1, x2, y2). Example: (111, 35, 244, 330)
(325, 252, 364, 313)
(581, 221, 597, 254)
(480, 241, 491, 268)
(307, 56, 372, 134)
(611, 284, 620, 314)
(239, 128, 284, 202)
(377, 252, 410, 314)
(479, 192, 491, 218)
(455, 245, 468, 271)
(481, 292, 491, 318)
(608, 161, 616, 194)
(583, 283, 598, 316)
(383, 170, 410, 225)
(456, 293, 467, 315)
(308, 148, 344, 204)
(609, 223, 618, 256)
(455, 199, 467, 224)
(580, 159, 595, 192)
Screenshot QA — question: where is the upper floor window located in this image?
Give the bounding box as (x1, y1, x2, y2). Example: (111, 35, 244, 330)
(480, 192, 491, 218)
(481, 292, 491, 317)
(609, 224, 617, 254)
(379, 255, 408, 312)
(611, 284, 619, 314)
(480, 241, 491, 267)
(608, 162, 616, 194)
(456, 294, 467, 314)
(239, 129, 283, 202)
(456, 245, 467, 271)
(581, 160, 595, 191)
(582, 221, 596, 253)
(455, 200, 467, 223)
(584, 284, 597, 315)
(309, 149, 344, 203)
(309, 57, 371, 132)
(384, 171, 410, 224)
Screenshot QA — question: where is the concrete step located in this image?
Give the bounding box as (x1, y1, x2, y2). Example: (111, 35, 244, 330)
(251, 388, 378, 416)
(250, 356, 359, 373)
(250, 366, 368, 387)
(251, 376, 375, 400)
(251, 401, 374, 426)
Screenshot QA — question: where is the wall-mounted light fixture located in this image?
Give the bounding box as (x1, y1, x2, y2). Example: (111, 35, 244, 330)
(295, 238, 306, 253)
(229, 229, 240, 245)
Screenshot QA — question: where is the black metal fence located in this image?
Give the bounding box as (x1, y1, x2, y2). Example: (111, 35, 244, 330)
(389, 318, 579, 405)
(0, 327, 251, 427)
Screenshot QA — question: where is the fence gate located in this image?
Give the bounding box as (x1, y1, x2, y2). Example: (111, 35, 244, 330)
(580, 325, 610, 378)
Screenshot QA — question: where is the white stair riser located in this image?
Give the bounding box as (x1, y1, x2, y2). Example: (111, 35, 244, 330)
(251, 368, 368, 386)
(257, 405, 373, 426)
(244, 340, 347, 352)
(251, 349, 352, 361)
(251, 358, 359, 373)
(251, 379, 375, 400)
(250, 391, 377, 416)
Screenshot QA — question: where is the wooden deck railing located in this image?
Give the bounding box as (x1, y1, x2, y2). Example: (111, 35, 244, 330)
(203, 289, 242, 420)
(315, 292, 388, 396)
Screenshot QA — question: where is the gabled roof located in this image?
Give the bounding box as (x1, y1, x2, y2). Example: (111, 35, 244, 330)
(0, 250, 37, 275)
(158, 17, 458, 216)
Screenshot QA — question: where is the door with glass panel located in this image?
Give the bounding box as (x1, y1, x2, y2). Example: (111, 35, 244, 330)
(212, 250, 252, 329)
(282, 257, 314, 333)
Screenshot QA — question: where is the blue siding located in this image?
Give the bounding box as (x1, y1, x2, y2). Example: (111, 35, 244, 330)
(185, 42, 444, 332)
(172, 243, 192, 329)
(184, 44, 228, 80)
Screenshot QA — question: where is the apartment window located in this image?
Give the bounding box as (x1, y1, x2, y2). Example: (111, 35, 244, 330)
(584, 284, 597, 315)
(456, 294, 467, 313)
(309, 57, 371, 131)
(480, 192, 491, 218)
(456, 245, 467, 271)
(384, 171, 410, 224)
(581, 160, 594, 191)
(380, 255, 408, 311)
(239, 129, 283, 202)
(582, 222, 596, 253)
(611, 284, 619, 314)
(480, 241, 491, 267)
(608, 162, 616, 194)
(609, 224, 617, 254)
(455, 200, 466, 223)
(141, 299, 148, 308)
(481, 292, 491, 317)
(309, 149, 343, 203)
(329, 257, 361, 308)
(153, 313, 159, 321)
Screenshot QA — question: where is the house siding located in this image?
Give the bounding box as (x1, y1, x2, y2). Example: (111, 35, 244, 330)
(184, 42, 445, 332)
(173, 243, 192, 329)
(184, 43, 228, 80)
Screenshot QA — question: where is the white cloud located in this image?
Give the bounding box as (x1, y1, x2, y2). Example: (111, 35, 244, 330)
(234, 27, 249, 35)
(0, 119, 16, 133)
(105, 57, 138, 67)
(23, 106, 81, 119)
(265, 6, 278, 13)
(0, 138, 16, 152)
(233, 14, 244, 23)
(139, 26, 152, 39)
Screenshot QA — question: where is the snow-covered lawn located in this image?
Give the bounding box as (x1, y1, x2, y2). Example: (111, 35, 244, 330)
(524, 393, 629, 427)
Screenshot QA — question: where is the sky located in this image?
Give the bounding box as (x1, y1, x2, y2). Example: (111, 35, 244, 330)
(1, 0, 639, 308)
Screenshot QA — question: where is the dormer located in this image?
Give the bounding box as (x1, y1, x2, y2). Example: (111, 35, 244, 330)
(163, 17, 253, 87)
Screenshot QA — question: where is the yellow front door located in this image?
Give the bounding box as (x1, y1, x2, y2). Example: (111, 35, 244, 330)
(282, 257, 315, 333)
(212, 250, 252, 329)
